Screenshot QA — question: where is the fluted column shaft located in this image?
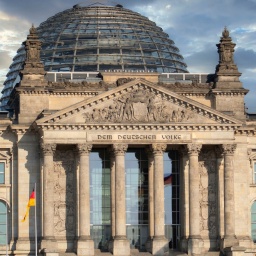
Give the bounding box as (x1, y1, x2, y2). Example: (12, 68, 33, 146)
(187, 144, 202, 238)
(223, 144, 236, 238)
(77, 144, 92, 239)
(112, 144, 128, 239)
(151, 144, 166, 238)
(42, 143, 56, 239)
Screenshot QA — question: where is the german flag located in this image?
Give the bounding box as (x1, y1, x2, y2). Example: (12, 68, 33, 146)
(21, 189, 35, 222)
(164, 174, 172, 185)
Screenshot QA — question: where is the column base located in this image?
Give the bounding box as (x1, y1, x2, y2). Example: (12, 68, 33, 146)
(188, 236, 204, 256)
(112, 237, 130, 256)
(221, 236, 239, 250)
(40, 238, 58, 255)
(77, 238, 94, 256)
(151, 236, 169, 255)
(15, 238, 34, 251)
(223, 246, 246, 256)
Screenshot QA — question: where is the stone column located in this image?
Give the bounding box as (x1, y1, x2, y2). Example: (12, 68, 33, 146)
(179, 148, 189, 252)
(151, 144, 168, 256)
(112, 144, 130, 256)
(107, 148, 115, 253)
(187, 143, 202, 256)
(215, 146, 225, 241)
(40, 143, 58, 254)
(145, 147, 154, 253)
(76, 144, 94, 256)
(221, 144, 238, 249)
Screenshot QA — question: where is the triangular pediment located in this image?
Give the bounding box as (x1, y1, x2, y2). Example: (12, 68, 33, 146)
(36, 78, 242, 128)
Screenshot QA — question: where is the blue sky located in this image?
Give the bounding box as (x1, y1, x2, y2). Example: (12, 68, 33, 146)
(0, 0, 255, 112)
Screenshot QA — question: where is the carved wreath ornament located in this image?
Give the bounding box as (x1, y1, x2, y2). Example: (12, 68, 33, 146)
(83, 89, 192, 123)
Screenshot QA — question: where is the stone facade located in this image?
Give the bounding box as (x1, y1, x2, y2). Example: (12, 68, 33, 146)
(0, 27, 256, 256)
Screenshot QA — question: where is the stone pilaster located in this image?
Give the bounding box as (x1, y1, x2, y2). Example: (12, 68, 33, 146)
(111, 144, 130, 256)
(40, 143, 58, 255)
(76, 144, 94, 256)
(221, 144, 238, 250)
(151, 144, 168, 256)
(187, 143, 203, 256)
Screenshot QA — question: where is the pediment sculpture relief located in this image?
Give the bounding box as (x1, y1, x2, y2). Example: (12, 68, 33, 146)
(83, 88, 194, 123)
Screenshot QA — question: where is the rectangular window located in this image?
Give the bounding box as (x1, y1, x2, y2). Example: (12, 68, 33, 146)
(0, 163, 5, 184)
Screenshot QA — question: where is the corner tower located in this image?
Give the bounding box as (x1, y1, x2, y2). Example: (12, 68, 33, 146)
(212, 27, 248, 120)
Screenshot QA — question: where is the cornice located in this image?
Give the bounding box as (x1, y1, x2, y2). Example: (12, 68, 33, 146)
(235, 128, 256, 136)
(16, 89, 99, 96)
(211, 88, 249, 96)
(36, 123, 241, 132)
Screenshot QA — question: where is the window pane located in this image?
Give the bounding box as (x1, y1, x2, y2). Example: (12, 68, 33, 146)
(0, 202, 7, 245)
(0, 163, 5, 184)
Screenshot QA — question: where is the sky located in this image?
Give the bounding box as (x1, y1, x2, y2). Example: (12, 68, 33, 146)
(0, 0, 255, 112)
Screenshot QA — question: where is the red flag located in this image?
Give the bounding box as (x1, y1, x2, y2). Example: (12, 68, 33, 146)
(164, 174, 172, 185)
(22, 189, 35, 222)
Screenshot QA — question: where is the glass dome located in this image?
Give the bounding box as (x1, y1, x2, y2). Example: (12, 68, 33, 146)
(0, 3, 188, 110)
(37, 3, 188, 73)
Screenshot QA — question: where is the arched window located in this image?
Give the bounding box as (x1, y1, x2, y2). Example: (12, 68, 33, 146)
(0, 200, 7, 245)
(251, 201, 256, 243)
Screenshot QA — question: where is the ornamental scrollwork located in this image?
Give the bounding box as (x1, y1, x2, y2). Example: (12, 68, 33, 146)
(41, 143, 56, 155)
(151, 144, 167, 154)
(186, 144, 202, 155)
(112, 144, 128, 155)
(77, 144, 92, 155)
(222, 144, 237, 155)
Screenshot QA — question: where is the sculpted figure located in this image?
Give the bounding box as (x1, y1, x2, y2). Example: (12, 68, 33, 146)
(123, 97, 135, 121)
(147, 97, 157, 121)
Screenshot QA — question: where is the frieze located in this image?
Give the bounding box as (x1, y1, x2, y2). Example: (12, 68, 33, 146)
(87, 132, 191, 142)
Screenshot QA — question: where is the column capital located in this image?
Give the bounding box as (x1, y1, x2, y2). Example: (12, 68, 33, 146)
(222, 144, 237, 155)
(186, 143, 202, 155)
(150, 143, 167, 155)
(41, 143, 56, 156)
(112, 144, 128, 155)
(77, 143, 92, 155)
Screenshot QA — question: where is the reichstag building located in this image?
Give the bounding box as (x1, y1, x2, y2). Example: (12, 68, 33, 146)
(0, 2, 256, 256)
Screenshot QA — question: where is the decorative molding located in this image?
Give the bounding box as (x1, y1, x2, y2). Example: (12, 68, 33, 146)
(151, 143, 167, 154)
(77, 144, 92, 155)
(222, 144, 237, 155)
(112, 144, 128, 155)
(186, 144, 202, 155)
(37, 123, 242, 132)
(41, 143, 56, 155)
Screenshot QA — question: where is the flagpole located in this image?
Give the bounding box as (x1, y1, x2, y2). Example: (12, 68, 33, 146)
(35, 182, 37, 256)
(6, 185, 8, 256)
